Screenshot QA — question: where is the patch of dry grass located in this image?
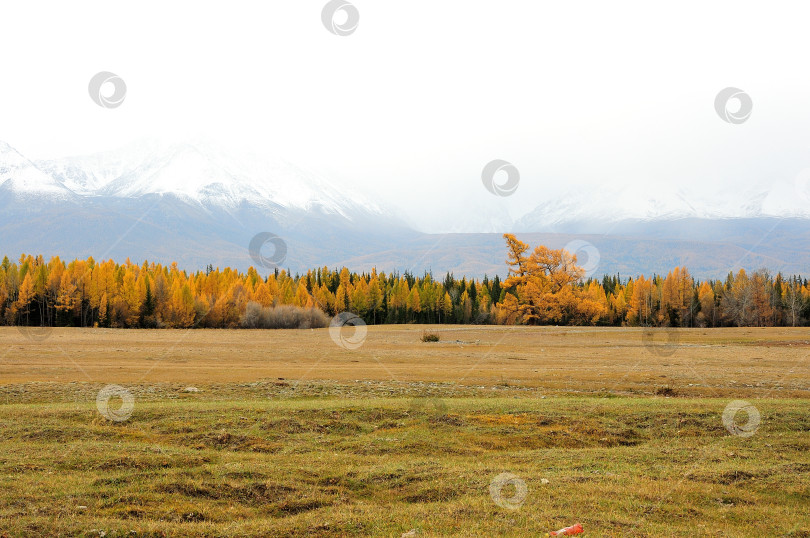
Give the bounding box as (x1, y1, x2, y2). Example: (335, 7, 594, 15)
(1, 326, 808, 398)
(0, 394, 808, 536)
(1, 326, 808, 535)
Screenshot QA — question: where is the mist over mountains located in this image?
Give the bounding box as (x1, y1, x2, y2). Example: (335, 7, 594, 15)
(1, 139, 808, 280)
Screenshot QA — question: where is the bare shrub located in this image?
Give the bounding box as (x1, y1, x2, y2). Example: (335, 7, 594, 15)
(655, 385, 677, 397)
(242, 302, 264, 328)
(241, 302, 330, 329)
(421, 330, 440, 342)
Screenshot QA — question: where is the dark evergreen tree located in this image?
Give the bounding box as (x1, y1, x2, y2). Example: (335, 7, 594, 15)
(491, 275, 502, 305)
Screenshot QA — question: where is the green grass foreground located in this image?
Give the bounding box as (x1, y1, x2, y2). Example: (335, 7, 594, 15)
(1, 394, 808, 537)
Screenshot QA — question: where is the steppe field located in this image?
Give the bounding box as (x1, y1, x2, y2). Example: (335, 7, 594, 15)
(1, 326, 808, 537)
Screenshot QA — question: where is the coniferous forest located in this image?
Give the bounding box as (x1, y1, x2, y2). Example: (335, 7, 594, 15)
(2, 234, 809, 330)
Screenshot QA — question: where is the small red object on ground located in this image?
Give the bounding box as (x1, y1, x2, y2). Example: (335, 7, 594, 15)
(549, 523, 584, 536)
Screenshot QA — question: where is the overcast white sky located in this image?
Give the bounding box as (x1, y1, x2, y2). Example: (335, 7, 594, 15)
(2, 1, 810, 230)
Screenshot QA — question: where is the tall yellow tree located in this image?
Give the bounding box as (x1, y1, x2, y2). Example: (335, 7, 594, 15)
(501, 234, 602, 324)
(17, 273, 35, 323)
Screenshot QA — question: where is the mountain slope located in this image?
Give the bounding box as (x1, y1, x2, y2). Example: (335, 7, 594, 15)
(514, 181, 810, 233)
(337, 220, 810, 279)
(2, 140, 809, 279)
(0, 140, 415, 273)
(0, 142, 79, 207)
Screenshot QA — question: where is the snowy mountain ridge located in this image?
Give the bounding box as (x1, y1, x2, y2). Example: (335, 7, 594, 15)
(2, 140, 383, 221)
(4, 139, 810, 232)
(0, 141, 78, 202)
(513, 179, 810, 234)
(2, 139, 810, 278)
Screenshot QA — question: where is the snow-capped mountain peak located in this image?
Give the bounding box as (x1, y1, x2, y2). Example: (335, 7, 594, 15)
(514, 178, 810, 232)
(0, 141, 77, 201)
(0, 139, 383, 221)
(56, 140, 374, 217)
(35, 139, 159, 196)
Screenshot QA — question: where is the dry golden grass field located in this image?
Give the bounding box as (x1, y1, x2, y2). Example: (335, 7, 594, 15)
(1, 326, 809, 537)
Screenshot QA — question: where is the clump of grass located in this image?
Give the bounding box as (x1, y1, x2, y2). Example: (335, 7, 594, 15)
(421, 331, 440, 342)
(655, 385, 677, 397)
